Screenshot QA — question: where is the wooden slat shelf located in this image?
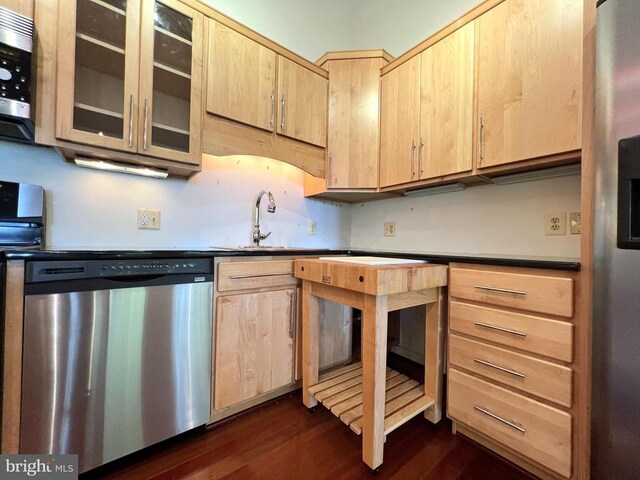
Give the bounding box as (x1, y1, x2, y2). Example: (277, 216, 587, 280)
(308, 365, 435, 437)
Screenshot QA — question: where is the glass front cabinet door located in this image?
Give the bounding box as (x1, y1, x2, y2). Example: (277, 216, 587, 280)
(55, 0, 203, 165)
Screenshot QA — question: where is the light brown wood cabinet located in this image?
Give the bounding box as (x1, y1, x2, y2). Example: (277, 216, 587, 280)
(324, 53, 389, 189)
(54, 0, 204, 166)
(419, 21, 474, 179)
(380, 23, 474, 188)
(447, 263, 578, 479)
(277, 56, 328, 148)
(476, 0, 582, 169)
(205, 22, 327, 147)
(214, 288, 296, 410)
(206, 21, 276, 132)
(379, 55, 420, 188)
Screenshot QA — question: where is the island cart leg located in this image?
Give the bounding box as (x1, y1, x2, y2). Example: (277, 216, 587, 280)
(302, 281, 320, 409)
(424, 287, 445, 423)
(362, 294, 388, 470)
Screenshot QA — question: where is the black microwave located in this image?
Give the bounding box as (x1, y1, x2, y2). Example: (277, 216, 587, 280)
(0, 6, 35, 143)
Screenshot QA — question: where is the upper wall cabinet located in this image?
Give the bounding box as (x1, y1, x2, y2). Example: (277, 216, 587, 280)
(277, 56, 327, 148)
(54, 0, 203, 166)
(380, 22, 474, 188)
(419, 21, 474, 179)
(207, 24, 327, 148)
(476, 0, 582, 169)
(206, 21, 276, 132)
(325, 55, 389, 189)
(202, 18, 327, 176)
(379, 55, 420, 188)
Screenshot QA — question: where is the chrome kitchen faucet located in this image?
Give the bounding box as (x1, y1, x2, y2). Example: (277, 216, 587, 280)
(252, 189, 277, 246)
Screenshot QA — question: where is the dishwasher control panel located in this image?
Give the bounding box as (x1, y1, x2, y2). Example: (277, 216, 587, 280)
(26, 258, 212, 283)
(98, 259, 209, 277)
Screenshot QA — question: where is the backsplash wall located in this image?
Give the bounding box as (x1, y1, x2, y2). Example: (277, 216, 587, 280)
(351, 175, 581, 258)
(0, 142, 350, 249)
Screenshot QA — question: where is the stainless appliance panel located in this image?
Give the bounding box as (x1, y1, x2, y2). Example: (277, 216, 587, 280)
(593, 0, 640, 477)
(20, 281, 213, 473)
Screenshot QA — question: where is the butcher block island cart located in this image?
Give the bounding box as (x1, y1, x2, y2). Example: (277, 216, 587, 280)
(294, 257, 448, 471)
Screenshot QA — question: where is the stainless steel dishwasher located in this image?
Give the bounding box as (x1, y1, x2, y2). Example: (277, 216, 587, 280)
(20, 257, 213, 473)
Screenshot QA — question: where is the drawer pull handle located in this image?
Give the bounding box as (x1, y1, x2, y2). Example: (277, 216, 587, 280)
(229, 273, 292, 280)
(474, 322, 527, 337)
(474, 359, 525, 379)
(474, 285, 526, 296)
(473, 406, 525, 434)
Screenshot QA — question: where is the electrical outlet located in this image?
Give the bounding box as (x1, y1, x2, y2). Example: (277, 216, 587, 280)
(308, 220, 317, 235)
(137, 208, 161, 230)
(545, 211, 566, 235)
(137, 208, 149, 228)
(570, 212, 581, 234)
(384, 222, 396, 237)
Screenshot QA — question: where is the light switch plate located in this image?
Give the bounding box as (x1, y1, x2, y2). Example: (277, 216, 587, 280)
(545, 211, 566, 235)
(570, 212, 581, 234)
(308, 220, 317, 235)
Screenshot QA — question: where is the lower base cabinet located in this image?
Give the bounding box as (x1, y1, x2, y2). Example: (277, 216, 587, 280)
(447, 263, 578, 479)
(214, 288, 296, 410)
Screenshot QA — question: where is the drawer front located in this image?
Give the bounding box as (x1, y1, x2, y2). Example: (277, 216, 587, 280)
(450, 268, 574, 317)
(218, 260, 297, 292)
(449, 334, 573, 407)
(448, 369, 572, 478)
(449, 301, 573, 362)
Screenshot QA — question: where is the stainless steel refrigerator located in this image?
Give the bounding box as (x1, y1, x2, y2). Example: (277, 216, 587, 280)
(593, 0, 640, 478)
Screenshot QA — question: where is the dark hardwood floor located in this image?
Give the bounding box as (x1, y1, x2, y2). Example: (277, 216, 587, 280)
(83, 390, 534, 480)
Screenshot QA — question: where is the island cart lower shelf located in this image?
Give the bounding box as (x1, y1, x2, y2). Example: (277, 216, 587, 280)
(310, 361, 436, 436)
(294, 257, 448, 470)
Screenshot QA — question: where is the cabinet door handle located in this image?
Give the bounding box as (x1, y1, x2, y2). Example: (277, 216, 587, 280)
(474, 359, 525, 379)
(228, 272, 292, 280)
(477, 116, 484, 166)
(270, 90, 275, 129)
(289, 291, 296, 338)
(128, 95, 134, 148)
(474, 285, 526, 296)
(418, 137, 424, 177)
(474, 321, 527, 337)
(143, 98, 149, 151)
(473, 406, 525, 434)
(410, 140, 416, 179)
(280, 93, 286, 132)
(328, 152, 333, 186)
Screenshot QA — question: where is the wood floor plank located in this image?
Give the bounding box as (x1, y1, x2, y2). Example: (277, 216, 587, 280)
(85, 390, 531, 480)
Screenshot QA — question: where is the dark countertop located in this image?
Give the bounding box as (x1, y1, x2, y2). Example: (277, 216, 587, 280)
(1, 247, 580, 271)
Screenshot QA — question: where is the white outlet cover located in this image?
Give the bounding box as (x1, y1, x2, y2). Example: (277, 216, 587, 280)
(545, 211, 566, 235)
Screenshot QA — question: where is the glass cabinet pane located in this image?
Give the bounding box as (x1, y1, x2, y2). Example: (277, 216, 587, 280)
(72, 0, 127, 139)
(150, 1, 192, 152)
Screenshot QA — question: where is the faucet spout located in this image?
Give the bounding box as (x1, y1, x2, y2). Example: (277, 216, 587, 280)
(253, 190, 277, 246)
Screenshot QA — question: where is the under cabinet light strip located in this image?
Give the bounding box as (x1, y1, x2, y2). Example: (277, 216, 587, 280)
(490, 164, 581, 185)
(74, 157, 169, 179)
(403, 183, 467, 197)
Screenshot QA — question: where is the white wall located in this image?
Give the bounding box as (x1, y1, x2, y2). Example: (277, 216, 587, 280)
(0, 142, 350, 249)
(351, 176, 581, 258)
